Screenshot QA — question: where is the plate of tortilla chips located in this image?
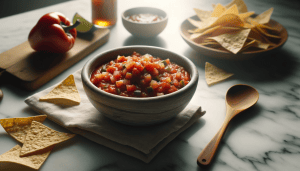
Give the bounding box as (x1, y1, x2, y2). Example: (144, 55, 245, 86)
(180, 0, 288, 60)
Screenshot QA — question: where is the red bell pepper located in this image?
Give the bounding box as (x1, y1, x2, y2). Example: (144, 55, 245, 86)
(28, 12, 80, 53)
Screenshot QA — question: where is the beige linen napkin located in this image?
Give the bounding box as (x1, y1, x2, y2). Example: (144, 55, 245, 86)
(25, 69, 205, 163)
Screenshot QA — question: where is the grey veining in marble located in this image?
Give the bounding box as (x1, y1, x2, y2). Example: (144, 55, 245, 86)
(1, 0, 300, 170)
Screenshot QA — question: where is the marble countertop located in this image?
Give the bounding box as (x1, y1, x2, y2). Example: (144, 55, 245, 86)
(1, 0, 300, 170)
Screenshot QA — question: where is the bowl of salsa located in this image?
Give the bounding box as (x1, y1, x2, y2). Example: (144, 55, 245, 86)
(81, 46, 198, 125)
(122, 7, 168, 38)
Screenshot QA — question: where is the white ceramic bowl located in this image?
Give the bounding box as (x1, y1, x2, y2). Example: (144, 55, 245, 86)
(81, 46, 198, 126)
(122, 7, 168, 38)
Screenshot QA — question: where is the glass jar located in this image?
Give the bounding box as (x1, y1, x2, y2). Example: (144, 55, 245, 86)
(91, 0, 117, 27)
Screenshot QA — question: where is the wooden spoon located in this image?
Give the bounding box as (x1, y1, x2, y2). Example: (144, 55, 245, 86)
(197, 84, 259, 166)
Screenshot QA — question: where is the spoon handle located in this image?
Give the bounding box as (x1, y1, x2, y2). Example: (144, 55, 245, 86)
(197, 108, 233, 165)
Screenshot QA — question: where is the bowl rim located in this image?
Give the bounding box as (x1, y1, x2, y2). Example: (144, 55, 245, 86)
(121, 6, 168, 25)
(82, 45, 198, 102)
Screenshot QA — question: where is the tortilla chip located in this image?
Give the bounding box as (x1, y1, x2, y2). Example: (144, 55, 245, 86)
(188, 17, 218, 33)
(190, 25, 222, 39)
(209, 28, 251, 54)
(205, 62, 234, 86)
(257, 23, 281, 32)
(222, 4, 239, 16)
(225, 0, 248, 13)
(256, 40, 270, 49)
(239, 11, 255, 20)
(211, 3, 227, 17)
(0, 145, 53, 170)
(39, 74, 80, 106)
(193, 8, 212, 21)
(240, 39, 256, 52)
(255, 25, 281, 39)
(211, 14, 244, 28)
(199, 41, 220, 46)
(252, 7, 274, 24)
(19, 121, 75, 157)
(0, 115, 47, 143)
(187, 18, 205, 29)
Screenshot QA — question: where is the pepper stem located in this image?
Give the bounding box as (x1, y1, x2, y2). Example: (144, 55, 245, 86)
(61, 19, 81, 33)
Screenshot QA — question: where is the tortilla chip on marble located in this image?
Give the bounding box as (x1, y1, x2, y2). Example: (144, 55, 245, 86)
(205, 62, 234, 86)
(0, 115, 47, 143)
(39, 74, 80, 106)
(19, 121, 75, 157)
(0, 145, 53, 170)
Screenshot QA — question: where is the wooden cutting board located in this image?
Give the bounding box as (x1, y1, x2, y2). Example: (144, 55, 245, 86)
(0, 28, 110, 91)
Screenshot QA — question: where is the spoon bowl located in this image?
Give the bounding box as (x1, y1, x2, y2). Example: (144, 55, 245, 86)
(226, 84, 259, 114)
(197, 84, 259, 166)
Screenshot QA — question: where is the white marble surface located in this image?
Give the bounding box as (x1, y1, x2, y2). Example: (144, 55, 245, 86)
(1, 0, 300, 170)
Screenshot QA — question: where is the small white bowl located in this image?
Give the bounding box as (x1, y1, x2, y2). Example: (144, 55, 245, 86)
(122, 7, 168, 38)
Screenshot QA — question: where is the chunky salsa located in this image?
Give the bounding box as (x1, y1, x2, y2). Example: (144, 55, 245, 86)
(90, 52, 190, 97)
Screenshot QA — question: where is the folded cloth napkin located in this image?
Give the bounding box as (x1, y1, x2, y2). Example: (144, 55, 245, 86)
(25, 69, 205, 163)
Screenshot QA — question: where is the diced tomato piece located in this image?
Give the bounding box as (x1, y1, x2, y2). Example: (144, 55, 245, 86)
(125, 72, 132, 79)
(110, 75, 116, 84)
(122, 68, 128, 76)
(114, 63, 123, 70)
(116, 80, 124, 88)
(161, 77, 171, 83)
(132, 56, 139, 62)
(101, 72, 110, 81)
(117, 55, 127, 62)
(168, 85, 178, 93)
(126, 61, 135, 71)
(157, 85, 163, 93)
(170, 67, 177, 74)
(108, 85, 116, 94)
(152, 68, 159, 76)
(90, 73, 102, 84)
(132, 51, 140, 57)
(163, 72, 170, 77)
(150, 80, 159, 90)
(173, 79, 179, 87)
(175, 72, 181, 80)
(144, 74, 152, 83)
(113, 71, 122, 80)
(132, 67, 140, 76)
(184, 80, 189, 85)
(126, 85, 137, 92)
(161, 82, 171, 92)
(135, 63, 145, 72)
(106, 66, 116, 74)
(123, 79, 131, 85)
(145, 62, 156, 72)
(165, 58, 170, 64)
(140, 79, 145, 86)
